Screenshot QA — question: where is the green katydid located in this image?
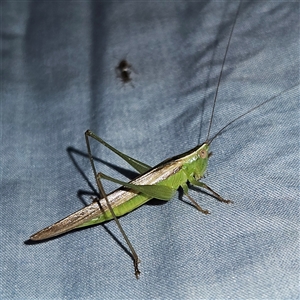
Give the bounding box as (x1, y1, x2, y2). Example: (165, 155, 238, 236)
(29, 86, 292, 277)
(29, 3, 296, 278)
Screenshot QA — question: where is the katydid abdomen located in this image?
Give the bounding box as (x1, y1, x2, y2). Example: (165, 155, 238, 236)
(30, 189, 152, 240)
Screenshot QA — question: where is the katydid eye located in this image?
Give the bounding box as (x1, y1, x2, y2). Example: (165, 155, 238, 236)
(199, 149, 207, 159)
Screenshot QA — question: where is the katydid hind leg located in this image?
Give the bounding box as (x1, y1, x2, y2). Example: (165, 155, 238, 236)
(85, 130, 151, 174)
(85, 131, 141, 278)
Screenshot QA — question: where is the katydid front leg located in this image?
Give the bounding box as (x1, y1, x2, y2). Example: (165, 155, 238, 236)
(182, 180, 232, 214)
(189, 178, 233, 204)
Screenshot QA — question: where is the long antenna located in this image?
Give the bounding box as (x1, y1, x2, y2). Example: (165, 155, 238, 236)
(208, 84, 298, 145)
(206, 2, 241, 141)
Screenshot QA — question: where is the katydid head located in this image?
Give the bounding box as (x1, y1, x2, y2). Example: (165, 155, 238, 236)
(182, 143, 210, 181)
(194, 142, 210, 180)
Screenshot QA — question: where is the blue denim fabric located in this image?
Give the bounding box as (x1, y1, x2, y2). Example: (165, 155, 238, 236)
(1, 1, 299, 299)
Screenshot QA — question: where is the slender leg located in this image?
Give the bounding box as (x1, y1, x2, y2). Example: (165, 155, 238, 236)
(85, 130, 140, 279)
(185, 193, 210, 214)
(190, 179, 233, 204)
(182, 183, 210, 214)
(199, 182, 233, 204)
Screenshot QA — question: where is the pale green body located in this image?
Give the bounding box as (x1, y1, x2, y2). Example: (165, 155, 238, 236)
(30, 143, 209, 240)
